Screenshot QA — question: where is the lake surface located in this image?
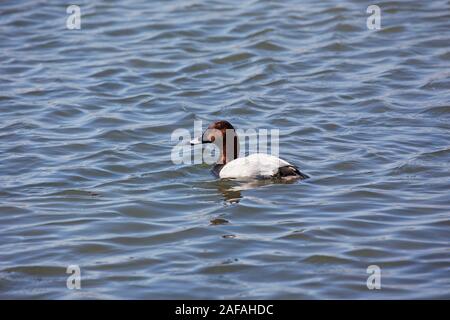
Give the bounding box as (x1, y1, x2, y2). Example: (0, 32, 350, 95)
(0, 0, 449, 299)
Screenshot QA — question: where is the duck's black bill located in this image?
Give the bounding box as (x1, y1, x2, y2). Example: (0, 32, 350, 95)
(190, 137, 202, 145)
(190, 136, 211, 145)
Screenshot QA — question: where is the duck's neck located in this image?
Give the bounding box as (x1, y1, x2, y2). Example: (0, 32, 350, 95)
(218, 133, 239, 165)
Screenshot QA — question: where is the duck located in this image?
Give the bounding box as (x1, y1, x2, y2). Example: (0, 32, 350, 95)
(190, 121, 309, 180)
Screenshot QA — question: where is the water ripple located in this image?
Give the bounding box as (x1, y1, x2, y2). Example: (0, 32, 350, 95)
(0, 0, 449, 299)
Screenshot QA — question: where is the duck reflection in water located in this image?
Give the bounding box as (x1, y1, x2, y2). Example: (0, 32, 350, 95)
(215, 178, 299, 204)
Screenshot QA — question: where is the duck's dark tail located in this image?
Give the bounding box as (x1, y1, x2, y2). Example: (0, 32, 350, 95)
(276, 165, 309, 180)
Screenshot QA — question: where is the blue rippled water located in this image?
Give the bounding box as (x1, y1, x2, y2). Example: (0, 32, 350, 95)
(0, 0, 449, 299)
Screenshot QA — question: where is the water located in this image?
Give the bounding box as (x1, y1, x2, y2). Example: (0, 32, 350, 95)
(1, 0, 449, 299)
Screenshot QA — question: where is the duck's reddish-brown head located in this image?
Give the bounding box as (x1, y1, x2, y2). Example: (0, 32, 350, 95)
(190, 120, 239, 164)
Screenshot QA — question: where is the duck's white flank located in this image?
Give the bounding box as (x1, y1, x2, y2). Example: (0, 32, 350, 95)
(219, 154, 291, 179)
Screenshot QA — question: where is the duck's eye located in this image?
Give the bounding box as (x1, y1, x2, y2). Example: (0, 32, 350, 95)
(204, 128, 221, 143)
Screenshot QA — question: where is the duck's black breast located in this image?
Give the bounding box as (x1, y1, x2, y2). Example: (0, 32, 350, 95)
(211, 164, 225, 177)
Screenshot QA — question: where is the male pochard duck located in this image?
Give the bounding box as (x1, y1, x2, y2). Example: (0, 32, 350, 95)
(190, 121, 309, 180)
